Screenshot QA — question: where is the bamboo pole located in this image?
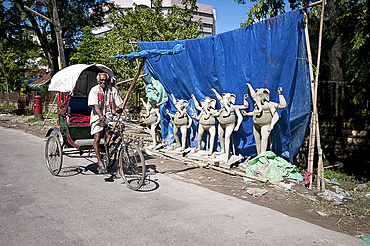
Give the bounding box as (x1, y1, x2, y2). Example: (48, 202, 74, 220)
(303, 9, 316, 189)
(122, 58, 146, 108)
(117, 74, 148, 85)
(42, 93, 58, 127)
(108, 57, 147, 139)
(129, 39, 146, 89)
(313, 1, 326, 191)
(300, 0, 323, 10)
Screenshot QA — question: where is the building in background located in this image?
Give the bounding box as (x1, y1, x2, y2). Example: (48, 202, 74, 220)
(92, 0, 215, 38)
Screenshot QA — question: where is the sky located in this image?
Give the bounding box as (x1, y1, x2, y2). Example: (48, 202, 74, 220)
(198, 0, 254, 34)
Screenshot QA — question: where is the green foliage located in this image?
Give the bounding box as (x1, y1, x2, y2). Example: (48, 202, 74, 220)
(8, 0, 109, 74)
(72, 0, 201, 107)
(346, 197, 370, 215)
(0, 1, 49, 93)
(70, 26, 103, 65)
(335, 0, 370, 118)
(324, 169, 360, 185)
(26, 117, 42, 123)
(43, 112, 58, 119)
(238, 0, 286, 26)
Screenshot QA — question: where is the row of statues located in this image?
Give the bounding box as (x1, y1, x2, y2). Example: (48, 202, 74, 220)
(141, 83, 287, 163)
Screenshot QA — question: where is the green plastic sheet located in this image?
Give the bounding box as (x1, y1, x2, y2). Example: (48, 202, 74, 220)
(146, 77, 168, 105)
(245, 151, 303, 182)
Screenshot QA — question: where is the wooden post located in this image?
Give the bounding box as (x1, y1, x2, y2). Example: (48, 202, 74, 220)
(42, 93, 58, 128)
(314, 1, 326, 191)
(122, 57, 146, 108)
(302, 0, 326, 190)
(303, 9, 316, 189)
(129, 39, 147, 90)
(116, 74, 148, 85)
(108, 57, 147, 138)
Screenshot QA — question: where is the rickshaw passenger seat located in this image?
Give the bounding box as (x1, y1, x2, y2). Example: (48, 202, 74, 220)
(68, 97, 91, 126)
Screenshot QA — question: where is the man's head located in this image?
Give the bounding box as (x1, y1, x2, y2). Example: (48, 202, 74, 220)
(96, 73, 109, 89)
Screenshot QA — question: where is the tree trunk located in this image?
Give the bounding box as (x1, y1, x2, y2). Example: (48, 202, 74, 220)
(325, 0, 344, 117)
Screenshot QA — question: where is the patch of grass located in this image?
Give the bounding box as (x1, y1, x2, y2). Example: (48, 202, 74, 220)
(0, 103, 16, 114)
(312, 200, 349, 216)
(324, 169, 359, 184)
(26, 117, 42, 123)
(346, 197, 370, 216)
(43, 112, 58, 119)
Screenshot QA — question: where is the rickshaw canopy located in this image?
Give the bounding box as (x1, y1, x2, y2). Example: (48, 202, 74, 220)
(48, 64, 115, 93)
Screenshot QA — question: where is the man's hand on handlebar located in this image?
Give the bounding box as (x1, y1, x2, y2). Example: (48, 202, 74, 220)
(117, 108, 123, 114)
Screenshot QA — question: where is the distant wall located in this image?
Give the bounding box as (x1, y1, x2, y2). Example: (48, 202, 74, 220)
(0, 92, 57, 113)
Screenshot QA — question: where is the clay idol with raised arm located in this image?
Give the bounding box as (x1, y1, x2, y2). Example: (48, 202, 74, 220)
(211, 88, 248, 162)
(191, 94, 218, 154)
(140, 98, 161, 148)
(242, 83, 287, 155)
(166, 94, 192, 151)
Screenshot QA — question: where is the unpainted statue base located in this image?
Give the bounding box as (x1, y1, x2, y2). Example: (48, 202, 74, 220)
(187, 149, 213, 159)
(144, 143, 166, 150)
(209, 153, 244, 169)
(167, 146, 192, 155)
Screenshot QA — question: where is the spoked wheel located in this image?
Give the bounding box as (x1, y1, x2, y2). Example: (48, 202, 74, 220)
(118, 143, 146, 190)
(45, 135, 63, 176)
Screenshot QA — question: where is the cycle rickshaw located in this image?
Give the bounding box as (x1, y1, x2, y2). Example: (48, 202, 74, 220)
(44, 64, 146, 190)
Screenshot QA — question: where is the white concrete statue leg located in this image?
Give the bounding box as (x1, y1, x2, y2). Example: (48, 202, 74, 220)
(208, 125, 216, 154)
(260, 124, 271, 154)
(197, 126, 205, 150)
(253, 125, 262, 155)
(173, 125, 181, 147)
(150, 124, 157, 146)
(218, 124, 225, 154)
(224, 125, 234, 161)
(180, 126, 188, 150)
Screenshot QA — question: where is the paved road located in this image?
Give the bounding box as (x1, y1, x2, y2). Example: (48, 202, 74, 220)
(0, 127, 366, 246)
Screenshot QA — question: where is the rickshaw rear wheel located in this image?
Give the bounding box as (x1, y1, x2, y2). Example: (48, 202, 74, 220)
(45, 135, 63, 176)
(118, 143, 146, 191)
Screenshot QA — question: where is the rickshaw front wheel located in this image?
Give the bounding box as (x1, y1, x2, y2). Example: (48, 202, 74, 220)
(118, 143, 146, 191)
(45, 135, 63, 176)
(102, 152, 116, 170)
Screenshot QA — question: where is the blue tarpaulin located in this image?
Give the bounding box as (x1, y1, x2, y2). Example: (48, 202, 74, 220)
(136, 9, 310, 160)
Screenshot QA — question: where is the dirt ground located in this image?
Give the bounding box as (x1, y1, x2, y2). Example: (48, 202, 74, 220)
(1, 114, 369, 238)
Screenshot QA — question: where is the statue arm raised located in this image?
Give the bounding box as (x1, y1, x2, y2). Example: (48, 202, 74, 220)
(276, 87, 287, 109)
(211, 88, 223, 102)
(236, 94, 249, 109)
(191, 94, 202, 111)
(246, 83, 257, 101)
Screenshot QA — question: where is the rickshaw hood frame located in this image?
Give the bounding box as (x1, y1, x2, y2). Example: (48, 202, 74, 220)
(48, 64, 115, 93)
